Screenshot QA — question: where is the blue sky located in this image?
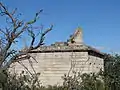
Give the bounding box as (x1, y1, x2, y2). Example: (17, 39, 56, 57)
(1, 0, 120, 53)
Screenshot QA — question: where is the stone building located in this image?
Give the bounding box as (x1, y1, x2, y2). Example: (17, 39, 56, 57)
(10, 27, 105, 86)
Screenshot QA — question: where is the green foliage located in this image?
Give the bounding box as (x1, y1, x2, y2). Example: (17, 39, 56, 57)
(0, 69, 106, 90)
(62, 71, 105, 90)
(0, 70, 41, 90)
(104, 54, 120, 90)
(0, 69, 7, 90)
(8, 71, 41, 90)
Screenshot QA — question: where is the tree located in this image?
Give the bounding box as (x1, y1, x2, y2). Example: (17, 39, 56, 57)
(62, 71, 105, 90)
(0, 2, 53, 70)
(0, 2, 53, 89)
(104, 54, 120, 90)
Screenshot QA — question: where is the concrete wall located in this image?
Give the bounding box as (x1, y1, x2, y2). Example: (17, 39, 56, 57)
(10, 51, 103, 86)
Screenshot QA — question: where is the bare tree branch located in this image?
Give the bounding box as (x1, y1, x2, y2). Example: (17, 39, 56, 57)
(33, 24, 53, 49)
(0, 2, 52, 70)
(0, 2, 16, 27)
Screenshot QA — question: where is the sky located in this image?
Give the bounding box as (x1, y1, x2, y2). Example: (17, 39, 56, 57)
(1, 0, 120, 53)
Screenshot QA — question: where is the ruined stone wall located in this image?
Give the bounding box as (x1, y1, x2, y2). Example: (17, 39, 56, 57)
(87, 55, 104, 73)
(10, 51, 103, 86)
(31, 51, 89, 85)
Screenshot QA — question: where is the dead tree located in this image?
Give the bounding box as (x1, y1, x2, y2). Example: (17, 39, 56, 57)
(0, 2, 53, 70)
